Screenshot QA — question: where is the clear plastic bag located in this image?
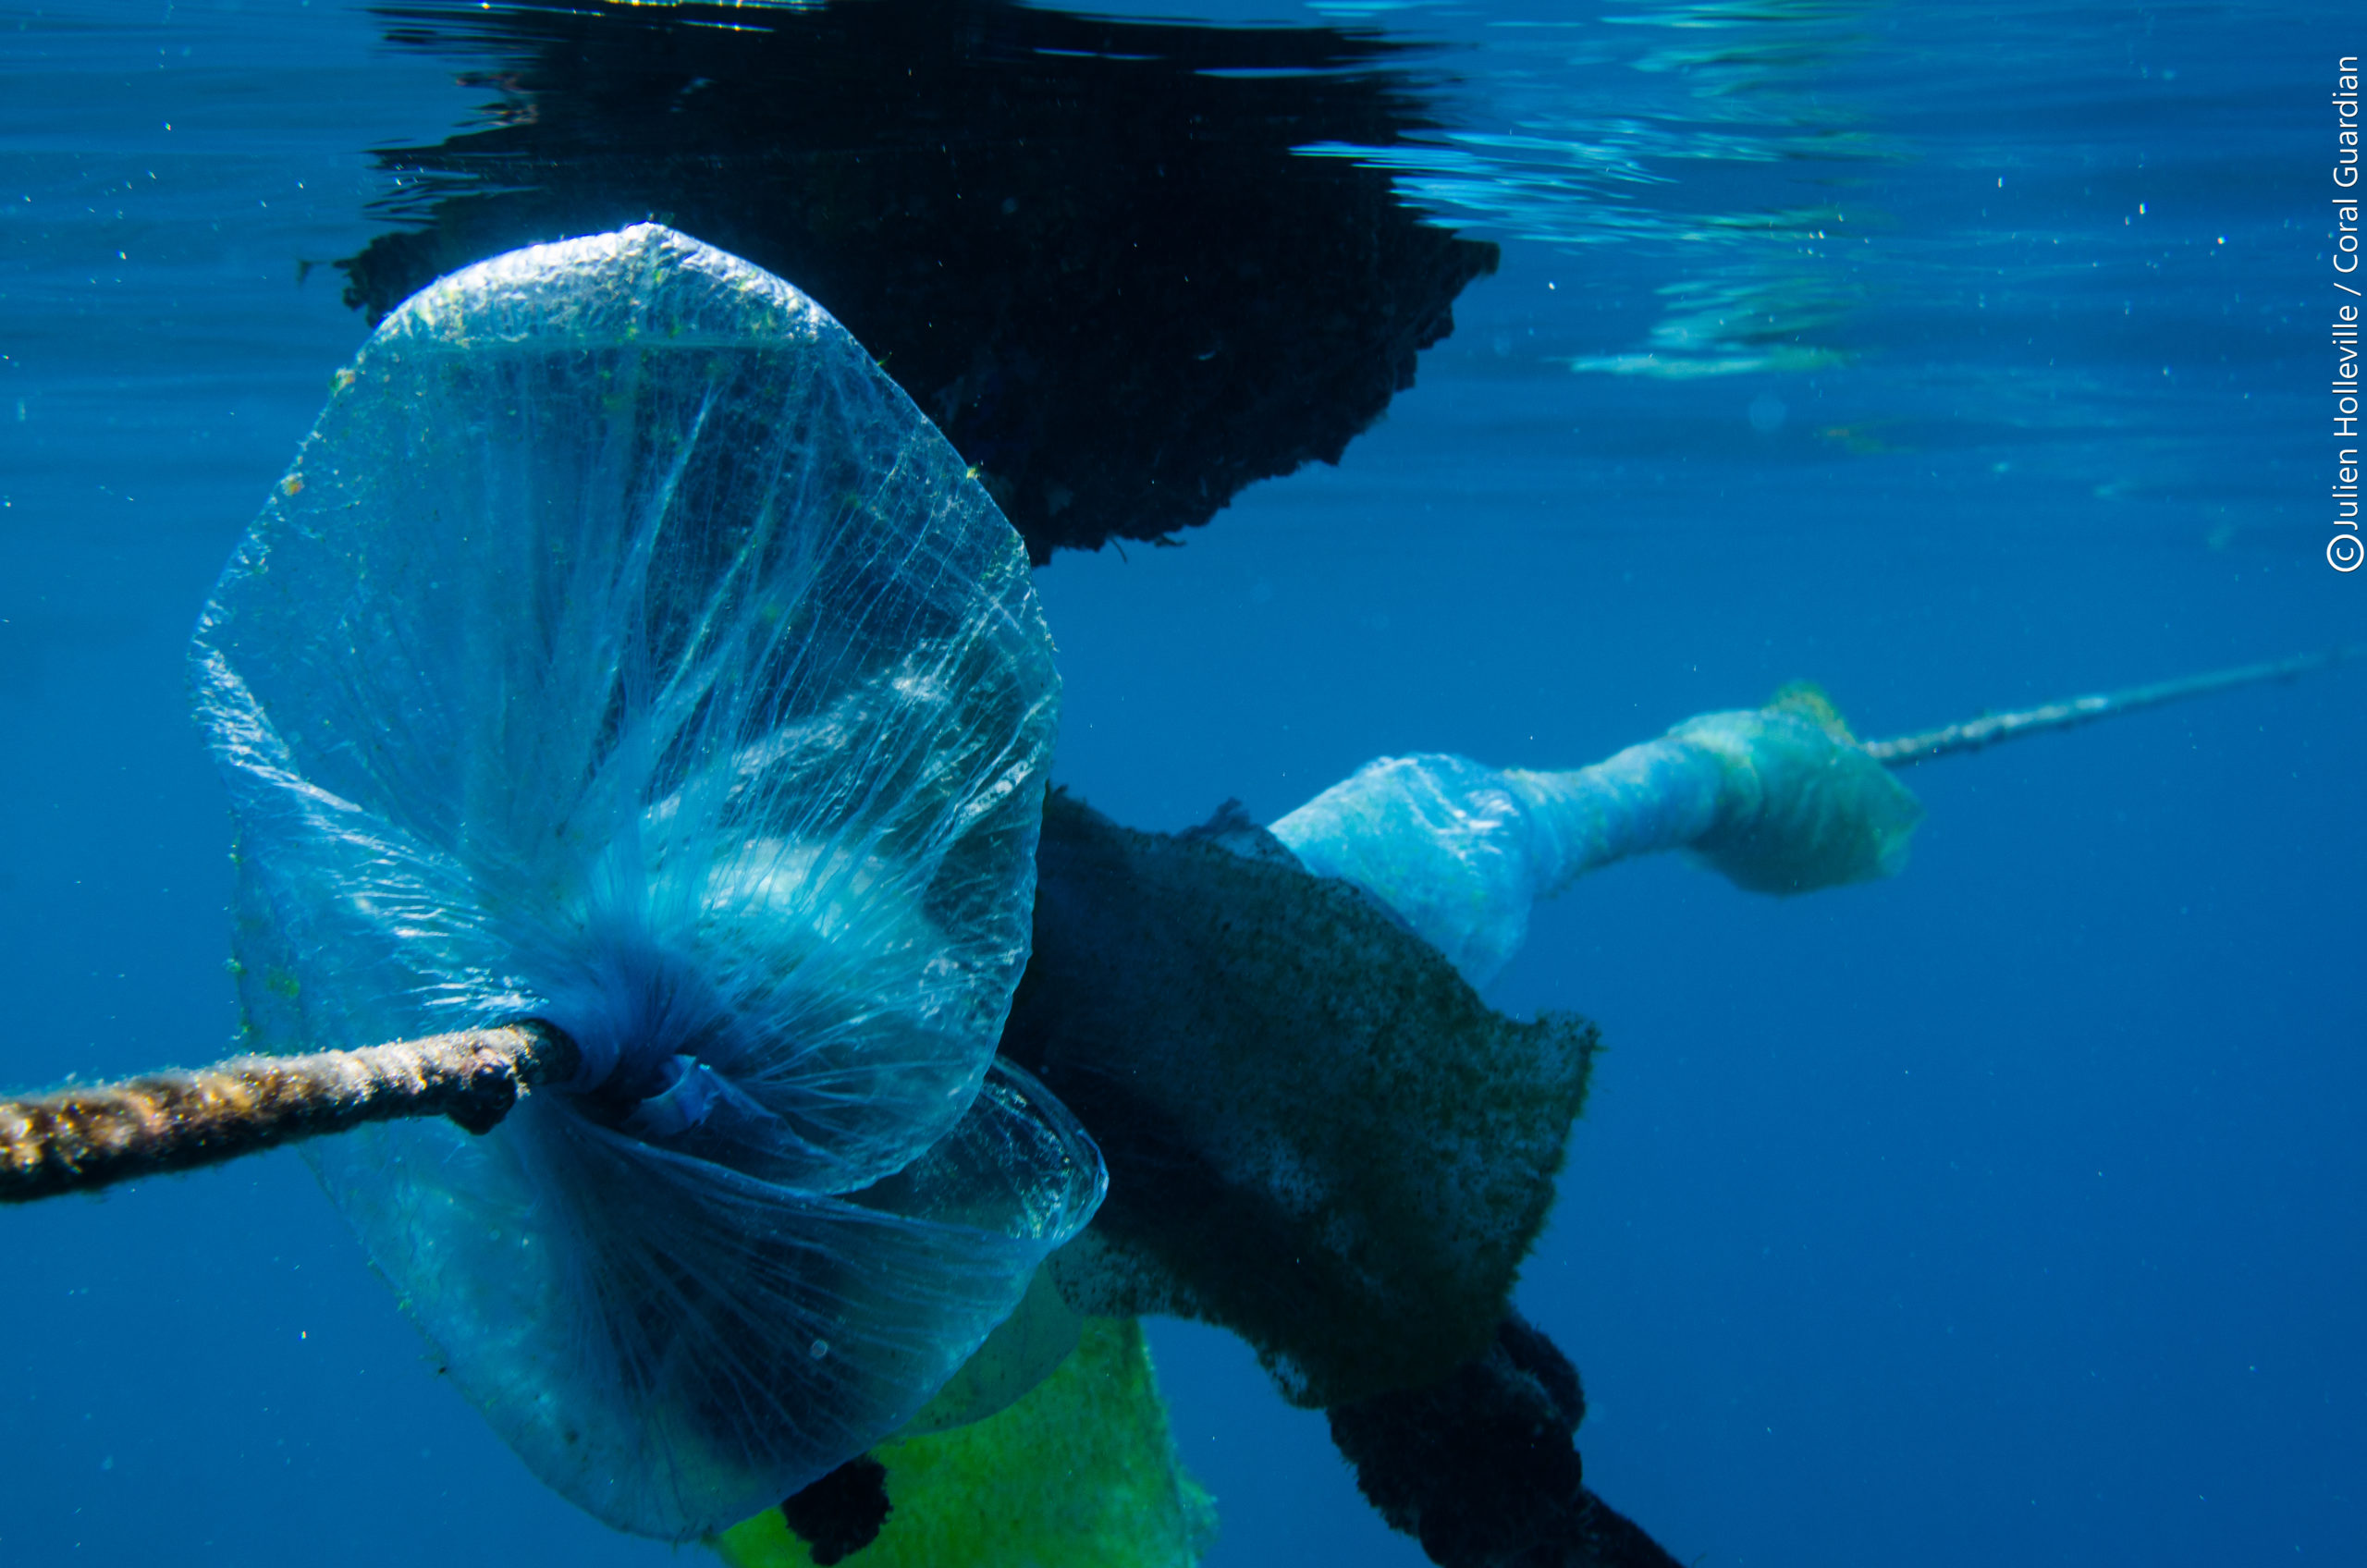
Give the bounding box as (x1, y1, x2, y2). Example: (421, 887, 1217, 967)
(195, 226, 1102, 1538)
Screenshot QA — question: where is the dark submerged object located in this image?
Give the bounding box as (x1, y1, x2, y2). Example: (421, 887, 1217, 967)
(779, 1455, 893, 1567)
(341, 0, 1500, 562)
(1006, 793, 1598, 1407)
(1330, 1315, 1683, 1568)
(1003, 794, 1685, 1565)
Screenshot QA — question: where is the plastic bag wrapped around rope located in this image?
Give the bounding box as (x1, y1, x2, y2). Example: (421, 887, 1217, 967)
(1273, 685, 1922, 986)
(193, 225, 1104, 1538)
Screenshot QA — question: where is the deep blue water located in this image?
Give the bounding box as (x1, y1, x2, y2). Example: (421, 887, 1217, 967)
(2, 1, 2361, 1564)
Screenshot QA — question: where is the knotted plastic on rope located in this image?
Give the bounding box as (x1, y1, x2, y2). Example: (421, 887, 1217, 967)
(1272, 686, 1923, 986)
(192, 225, 1104, 1538)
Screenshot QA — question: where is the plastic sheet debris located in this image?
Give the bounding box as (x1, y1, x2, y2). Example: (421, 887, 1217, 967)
(1273, 685, 1922, 986)
(717, 1315, 1215, 1568)
(194, 224, 1103, 1539)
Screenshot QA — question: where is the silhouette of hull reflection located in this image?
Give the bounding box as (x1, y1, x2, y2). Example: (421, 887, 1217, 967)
(341, 0, 1498, 562)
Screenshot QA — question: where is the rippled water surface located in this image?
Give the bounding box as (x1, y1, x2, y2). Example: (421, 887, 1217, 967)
(2, 2, 2361, 1564)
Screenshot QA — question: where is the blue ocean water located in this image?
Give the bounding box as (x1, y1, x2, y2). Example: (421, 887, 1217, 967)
(1, 0, 2360, 1563)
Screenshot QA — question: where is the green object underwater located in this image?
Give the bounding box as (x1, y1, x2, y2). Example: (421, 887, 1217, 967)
(713, 1315, 1216, 1568)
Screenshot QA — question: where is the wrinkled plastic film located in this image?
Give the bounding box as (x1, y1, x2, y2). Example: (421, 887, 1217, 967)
(1271, 699, 1920, 986)
(314, 1058, 1101, 1537)
(1267, 753, 1549, 986)
(195, 226, 1102, 1537)
(1667, 704, 1922, 895)
(717, 1316, 1216, 1568)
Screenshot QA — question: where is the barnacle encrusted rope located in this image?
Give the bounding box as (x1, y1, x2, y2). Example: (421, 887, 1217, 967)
(1865, 646, 2356, 766)
(0, 1021, 577, 1203)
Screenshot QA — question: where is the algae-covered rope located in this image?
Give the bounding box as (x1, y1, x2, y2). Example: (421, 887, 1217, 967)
(1864, 646, 2357, 767)
(0, 1021, 577, 1203)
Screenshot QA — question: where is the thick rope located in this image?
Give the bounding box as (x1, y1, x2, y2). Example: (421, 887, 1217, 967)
(0, 1021, 577, 1204)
